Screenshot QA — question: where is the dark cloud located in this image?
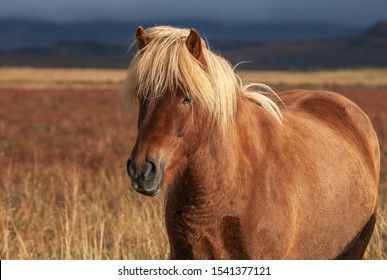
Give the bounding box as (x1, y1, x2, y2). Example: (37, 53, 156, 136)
(1, 0, 386, 26)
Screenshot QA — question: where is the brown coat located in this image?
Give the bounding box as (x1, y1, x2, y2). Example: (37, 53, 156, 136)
(125, 26, 380, 260)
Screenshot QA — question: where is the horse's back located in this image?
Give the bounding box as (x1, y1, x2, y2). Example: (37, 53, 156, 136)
(279, 89, 379, 180)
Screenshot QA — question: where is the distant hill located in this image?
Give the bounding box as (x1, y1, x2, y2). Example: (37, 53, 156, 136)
(364, 21, 387, 37)
(0, 19, 386, 70)
(0, 41, 128, 68)
(222, 20, 387, 69)
(0, 18, 362, 51)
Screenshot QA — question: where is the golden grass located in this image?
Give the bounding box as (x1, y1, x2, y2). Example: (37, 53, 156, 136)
(0, 67, 126, 89)
(0, 161, 168, 259)
(1, 67, 387, 89)
(238, 68, 387, 89)
(0, 68, 386, 259)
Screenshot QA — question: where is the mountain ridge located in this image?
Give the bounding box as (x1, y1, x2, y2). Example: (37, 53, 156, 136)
(0, 18, 363, 51)
(0, 19, 386, 70)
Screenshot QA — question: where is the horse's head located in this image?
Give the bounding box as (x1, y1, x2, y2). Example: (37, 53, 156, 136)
(126, 27, 207, 196)
(124, 26, 282, 196)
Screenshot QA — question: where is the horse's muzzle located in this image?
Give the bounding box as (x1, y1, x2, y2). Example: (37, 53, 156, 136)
(126, 157, 163, 196)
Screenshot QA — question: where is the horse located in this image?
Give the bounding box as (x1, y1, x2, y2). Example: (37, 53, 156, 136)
(122, 26, 380, 259)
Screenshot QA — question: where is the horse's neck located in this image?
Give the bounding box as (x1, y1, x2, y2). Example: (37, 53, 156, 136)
(167, 97, 273, 217)
(164, 127, 234, 228)
(166, 145, 237, 217)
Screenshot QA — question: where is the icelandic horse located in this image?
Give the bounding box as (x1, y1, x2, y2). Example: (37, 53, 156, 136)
(122, 26, 380, 259)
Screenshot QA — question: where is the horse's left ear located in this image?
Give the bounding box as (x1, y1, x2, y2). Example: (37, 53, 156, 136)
(136, 26, 150, 50)
(186, 29, 203, 61)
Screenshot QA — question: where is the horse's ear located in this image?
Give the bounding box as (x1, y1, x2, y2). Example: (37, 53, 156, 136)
(135, 26, 150, 50)
(186, 29, 203, 61)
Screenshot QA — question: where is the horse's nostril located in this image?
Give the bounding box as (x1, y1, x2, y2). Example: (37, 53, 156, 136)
(143, 161, 152, 179)
(144, 157, 157, 180)
(147, 155, 157, 168)
(127, 158, 136, 179)
(127, 156, 158, 181)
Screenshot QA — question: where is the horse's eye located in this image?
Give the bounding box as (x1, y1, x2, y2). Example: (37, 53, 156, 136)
(182, 97, 191, 106)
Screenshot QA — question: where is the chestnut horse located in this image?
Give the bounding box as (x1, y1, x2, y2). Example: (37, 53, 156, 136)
(123, 26, 380, 259)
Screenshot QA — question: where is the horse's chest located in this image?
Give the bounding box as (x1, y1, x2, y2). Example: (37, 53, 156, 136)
(168, 214, 251, 259)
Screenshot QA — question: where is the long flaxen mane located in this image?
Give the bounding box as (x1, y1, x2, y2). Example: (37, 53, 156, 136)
(123, 26, 282, 133)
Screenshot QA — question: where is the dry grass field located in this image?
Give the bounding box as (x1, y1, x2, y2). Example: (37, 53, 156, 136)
(0, 67, 386, 259)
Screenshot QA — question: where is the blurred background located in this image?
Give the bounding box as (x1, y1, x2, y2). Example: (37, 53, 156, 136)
(0, 0, 386, 260)
(1, 0, 387, 69)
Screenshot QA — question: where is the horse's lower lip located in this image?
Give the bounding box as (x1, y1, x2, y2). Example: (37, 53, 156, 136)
(138, 187, 161, 197)
(132, 181, 162, 197)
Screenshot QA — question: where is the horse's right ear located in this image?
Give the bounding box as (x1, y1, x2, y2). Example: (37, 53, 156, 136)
(135, 26, 150, 50)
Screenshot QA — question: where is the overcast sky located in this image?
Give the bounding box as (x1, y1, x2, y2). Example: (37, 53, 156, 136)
(1, 0, 387, 26)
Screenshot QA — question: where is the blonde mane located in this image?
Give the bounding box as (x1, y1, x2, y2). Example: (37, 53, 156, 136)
(122, 26, 282, 133)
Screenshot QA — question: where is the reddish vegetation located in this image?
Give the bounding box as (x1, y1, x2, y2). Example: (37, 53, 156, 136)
(0, 88, 137, 167)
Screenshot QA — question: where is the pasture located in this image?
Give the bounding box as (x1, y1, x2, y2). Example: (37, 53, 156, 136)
(0, 67, 386, 259)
